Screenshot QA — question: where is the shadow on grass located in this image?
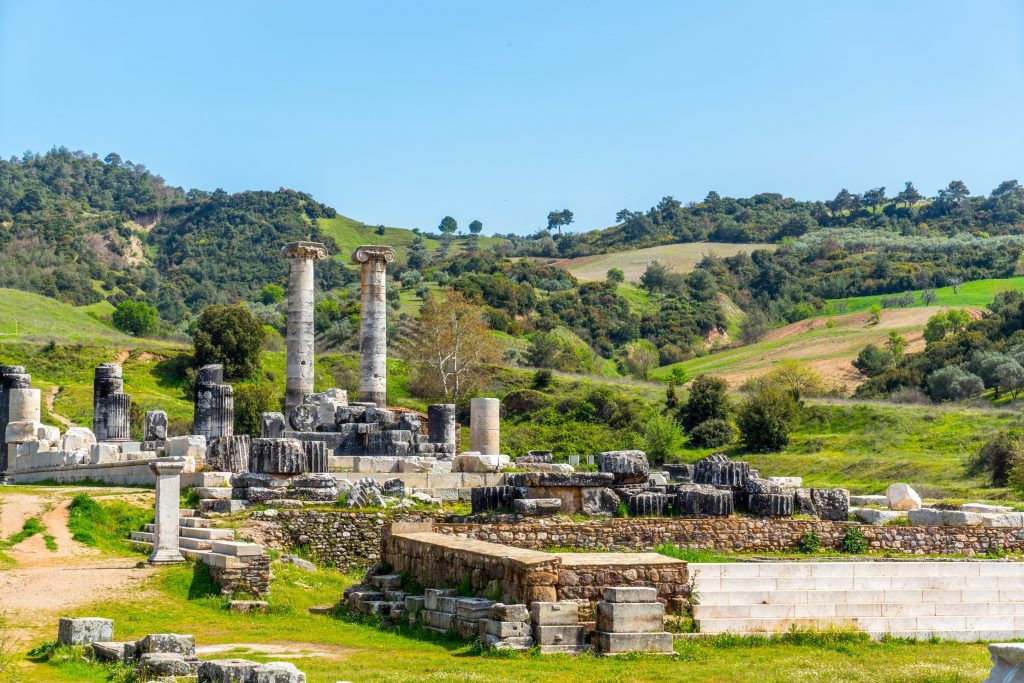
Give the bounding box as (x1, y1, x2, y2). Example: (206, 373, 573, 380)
(189, 562, 222, 600)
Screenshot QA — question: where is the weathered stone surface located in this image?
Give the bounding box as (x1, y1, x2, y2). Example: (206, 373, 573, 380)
(489, 603, 530, 622)
(346, 477, 386, 508)
(530, 601, 579, 626)
(856, 508, 907, 524)
(61, 426, 97, 452)
(93, 364, 130, 441)
(91, 641, 135, 663)
(962, 503, 1013, 514)
(301, 439, 329, 473)
(250, 661, 306, 682)
(983, 513, 1024, 527)
(481, 619, 530, 638)
(247, 487, 287, 503)
(582, 487, 621, 516)
(452, 452, 509, 473)
(251, 438, 307, 474)
(596, 601, 664, 633)
(519, 450, 554, 464)
(907, 508, 944, 526)
(603, 586, 658, 603)
(207, 435, 251, 472)
(197, 658, 258, 682)
(166, 434, 206, 459)
(137, 652, 199, 677)
(693, 454, 748, 488)
(36, 424, 60, 442)
(533, 624, 586, 647)
(767, 476, 802, 488)
(469, 397, 500, 455)
(748, 492, 795, 517)
(352, 245, 394, 407)
(482, 633, 534, 650)
(940, 510, 984, 526)
(506, 472, 615, 488)
(627, 492, 669, 517)
(513, 498, 561, 515)
(288, 403, 320, 432)
(5, 420, 38, 443)
(595, 631, 673, 654)
(984, 643, 1024, 683)
(850, 494, 887, 507)
(57, 617, 113, 646)
(261, 412, 286, 439)
(143, 410, 168, 442)
(676, 485, 734, 516)
(471, 485, 518, 514)
(745, 478, 786, 495)
(149, 458, 187, 564)
(598, 450, 650, 484)
(887, 483, 922, 511)
(230, 600, 269, 613)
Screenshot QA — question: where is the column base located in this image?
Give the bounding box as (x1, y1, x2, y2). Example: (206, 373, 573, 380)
(148, 549, 185, 564)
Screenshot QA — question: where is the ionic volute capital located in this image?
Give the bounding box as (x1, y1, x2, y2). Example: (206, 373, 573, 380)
(352, 245, 397, 265)
(282, 241, 329, 260)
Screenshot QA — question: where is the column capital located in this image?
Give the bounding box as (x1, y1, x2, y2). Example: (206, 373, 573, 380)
(282, 241, 329, 260)
(351, 245, 396, 265)
(149, 456, 187, 476)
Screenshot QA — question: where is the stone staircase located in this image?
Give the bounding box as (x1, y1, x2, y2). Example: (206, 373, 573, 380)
(691, 561, 1024, 642)
(130, 510, 234, 559)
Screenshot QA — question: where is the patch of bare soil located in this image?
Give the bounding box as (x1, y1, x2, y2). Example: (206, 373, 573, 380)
(44, 386, 76, 429)
(196, 642, 355, 659)
(114, 349, 130, 364)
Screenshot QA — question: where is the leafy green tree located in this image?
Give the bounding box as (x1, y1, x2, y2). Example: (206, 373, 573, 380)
(868, 304, 882, 325)
(621, 339, 658, 379)
(923, 311, 950, 344)
(438, 216, 458, 235)
(886, 331, 907, 360)
(260, 284, 284, 305)
(688, 418, 735, 448)
(853, 344, 892, 377)
(468, 219, 483, 235)
(927, 365, 984, 402)
(740, 308, 770, 344)
(546, 209, 574, 235)
(233, 382, 277, 436)
(606, 268, 625, 284)
(192, 304, 266, 379)
(679, 374, 729, 431)
(112, 300, 158, 336)
(947, 308, 971, 333)
(969, 351, 1024, 399)
(643, 414, 684, 465)
(863, 186, 887, 212)
(973, 429, 1024, 487)
(736, 383, 800, 452)
(895, 181, 923, 207)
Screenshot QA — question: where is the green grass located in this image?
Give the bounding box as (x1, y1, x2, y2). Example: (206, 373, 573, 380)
(18, 561, 995, 683)
(653, 543, 738, 564)
(674, 400, 1017, 501)
(65, 493, 152, 555)
(1, 516, 45, 549)
(318, 215, 507, 263)
(826, 275, 1024, 315)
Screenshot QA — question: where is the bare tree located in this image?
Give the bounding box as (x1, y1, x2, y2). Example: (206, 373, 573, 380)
(402, 290, 503, 400)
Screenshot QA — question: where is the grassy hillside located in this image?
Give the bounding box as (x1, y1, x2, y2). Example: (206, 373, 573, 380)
(826, 275, 1024, 315)
(650, 306, 959, 391)
(0, 289, 141, 344)
(319, 215, 507, 263)
(548, 241, 776, 282)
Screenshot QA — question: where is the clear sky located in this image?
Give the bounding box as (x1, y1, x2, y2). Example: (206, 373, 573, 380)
(1, 1, 1022, 234)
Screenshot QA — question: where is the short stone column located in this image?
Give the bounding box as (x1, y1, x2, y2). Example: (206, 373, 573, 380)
(352, 245, 396, 407)
(148, 457, 187, 564)
(192, 364, 234, 439)
(427, 403, 457, 448)
(143, 410, 168, 447)
(470, 398, 500, 455)
(282, 241, 329, 420)
(0, 365, 27, 460)
(93, 363, 131, 441)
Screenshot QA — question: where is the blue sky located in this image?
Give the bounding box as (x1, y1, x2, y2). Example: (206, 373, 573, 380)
(1, 1, 1022, 234)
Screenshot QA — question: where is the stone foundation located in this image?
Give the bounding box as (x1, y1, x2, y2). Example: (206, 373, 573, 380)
(205, 555, 271, 596)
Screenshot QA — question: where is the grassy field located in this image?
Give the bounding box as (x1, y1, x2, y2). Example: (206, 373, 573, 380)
(318, 215, 507, 263)
(826, 275, 1024, 315)
(650, 306, 946, 391)
(19, 564, 991, 683)
(0, 288, 142, 345)
(549, 242, 776, 283)
(676, 400, 1017, 501)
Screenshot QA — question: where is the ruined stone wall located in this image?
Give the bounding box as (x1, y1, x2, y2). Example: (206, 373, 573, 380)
(436, 518, 1024, 556)
(207, 555, 271, 596)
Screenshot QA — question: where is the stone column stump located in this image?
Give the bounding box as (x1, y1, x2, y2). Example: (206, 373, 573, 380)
(148, 457, 187, 564)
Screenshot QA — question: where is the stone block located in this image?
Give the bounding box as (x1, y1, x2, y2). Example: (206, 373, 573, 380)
(144, 410, 168, 442)
(136, 632, 196, 656)
(887, 483, 922, 511)
(61, 426, 97, 452)
(5, 420, 38, 444)
(482, 619, 531, 638)
(767, 476, 802, 488)
(421, 610, 455, 631)
(250, 438, 307, 474)
(982, 513, 1024, 527)
(748, 492, 795, 517)
(596, 602, 664, 633)
(482, 633, 534, 651)
(424, 588, 457, 611)
(533, 624, 585, 647)
(809, 488, 850, 521)
(455, 597, 494, 620)
(603, 587, 658, 603)
(211, 540, 263, 556)
(250, 661, 306, 682)
(597, 450, 650, 484)
(436, 595, 460, 614)
(908, 508, 944, 526)
(530, 601, 579, 626)
(962, 503, 1013, 514)
(405, 595, 426, 613)
(595, 631, 674, 654)
(138, 652, 200, 678)
(198, 658, 261, 682)
(850, 494, 888, 507)
(230, 600, 269, 613)
(167, 435, 207, 459)
(489, 603, 529, 622)
(195, 486, 233, 500)
(941, 510, 984, 526)
(88, 442, 122, 464)
(36, 424, 60, 442)
(856, 508, 907, 524)
(513, 497, 561, 515)
(57, 617, 113, 646)
(627, 492, 669, 517)
(91, 641, 136, 663)
(692, 455, 748, 488)
(207, 435, 251, 472)
(452, 452, 510, 473)
(261, 412, 287, 439)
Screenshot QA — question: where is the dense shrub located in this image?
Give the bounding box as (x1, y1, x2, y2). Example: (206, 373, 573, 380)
(972, 429, 1024, 487)
(111, 300, 158, 336)
(926, 365, 984, 402)
(853, 344, 893, 377)
(688, 418, 735, 448)
(502, 389, 553, 416)
(233, 382, 278, 436)
(643, 414, 684, 465)
(736, 384, 800, 452)
(680, 374, 730, 431)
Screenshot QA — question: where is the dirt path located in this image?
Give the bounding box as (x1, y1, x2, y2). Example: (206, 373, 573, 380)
(43, 385, 76, 429)
(0, 487, 156, 643)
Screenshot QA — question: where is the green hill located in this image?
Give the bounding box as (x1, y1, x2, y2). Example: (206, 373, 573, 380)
(826, 275, 1024, 315)
(319, 215, 508, 263)
(0, 288, 142, 344)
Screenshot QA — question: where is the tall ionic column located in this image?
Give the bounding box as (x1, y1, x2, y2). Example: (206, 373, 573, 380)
(352, 246, 396, 407)
(282, 241, 329, 421)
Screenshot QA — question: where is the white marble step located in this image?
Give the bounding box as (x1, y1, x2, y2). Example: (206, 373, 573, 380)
(693, 562, 1024, 578)
(130, 531, 212, 551)
(696, 588, 1021, 605)
(695, 615, 1024, 637)
(698, 574, 1024, 592)
(683, 628, 1023, 643)
(694, 601, 1024, 619)
(128, 538, 203, 562)
(178, 526, 233, 541)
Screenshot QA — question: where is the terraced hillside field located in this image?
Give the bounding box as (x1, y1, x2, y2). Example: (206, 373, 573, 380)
(651, 306, 982, 392)
(549, 242, 776, 282)
(318, 215, 507, 262)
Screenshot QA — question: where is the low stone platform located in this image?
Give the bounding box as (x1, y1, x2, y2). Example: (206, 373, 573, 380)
(381, 522, 688, 609)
